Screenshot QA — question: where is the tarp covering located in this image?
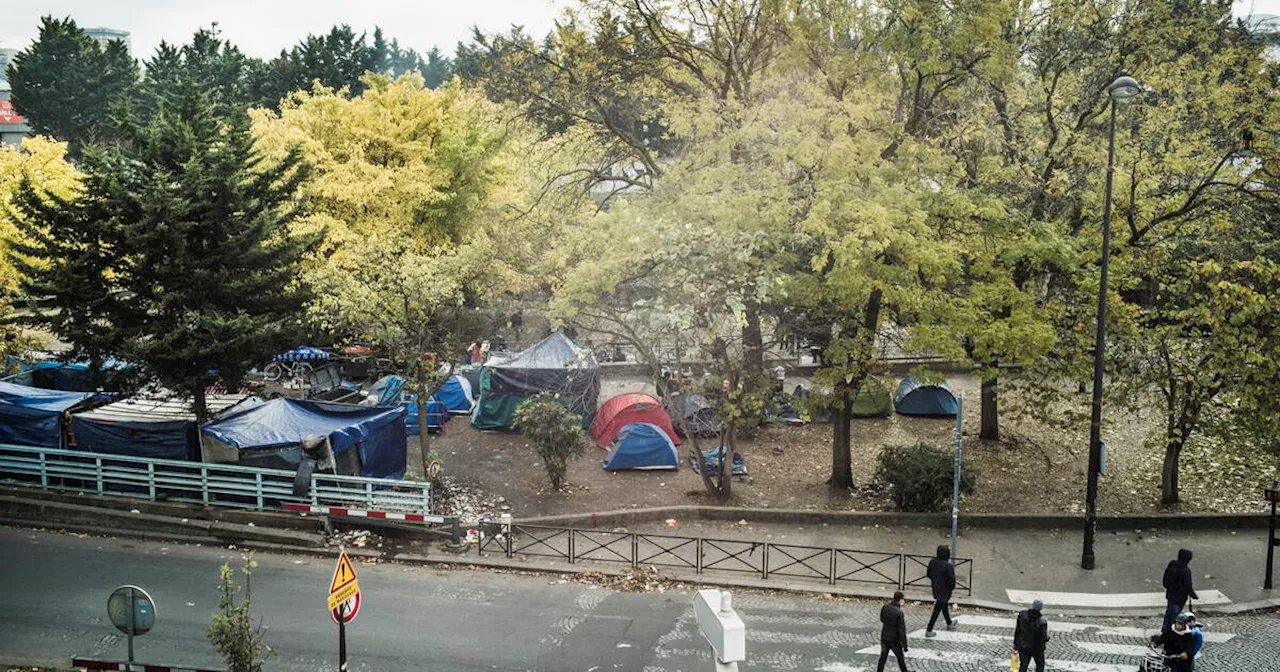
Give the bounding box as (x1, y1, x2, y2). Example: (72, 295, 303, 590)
(678, 393, 719, 437)
(852, 377, 895, 418)
(8, 358, 134, 392)
(690, 447, 748, 476)
(365, 376, 448, 434)
(471, 332, 600, 431)
(590, 393, 680, 447)
(435, 375, 475, 414)
(72, 393, 256, 461)
(202, 398, 407, 480)
(273, 346, 331, 362)
(0, 381, 103, 448)
(893, 376, 958, 417)
(603, 422, 679, 471)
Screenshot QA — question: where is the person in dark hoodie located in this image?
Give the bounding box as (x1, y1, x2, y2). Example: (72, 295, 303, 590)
(877, 591, 910, 672)
(1013, 598, 1050, 672)
(925, 544, 956, 636)
(1161, 549, 1199, 634)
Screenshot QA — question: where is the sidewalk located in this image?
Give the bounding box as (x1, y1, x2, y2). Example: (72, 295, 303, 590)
(625, 518, 1278, 611)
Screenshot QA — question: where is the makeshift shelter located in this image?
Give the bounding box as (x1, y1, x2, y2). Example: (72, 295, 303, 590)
(0, 381, 107, 448)
(602, 422, 679, 471)
(71, 393, 258, 461)
(201, 398, 407, 480)
(851, 377, 895, 418)
(471, 332, 600, 431)
(435, 375, 475, 415)
(590, 393, 680, 447)
(273, 346, 331, 363)
(364, 376, 448, 434)
(691, 447, 748, 477)
(677, 394, 719, 437)
(5, 359, 133, 392)
(893, 376, 958, 417)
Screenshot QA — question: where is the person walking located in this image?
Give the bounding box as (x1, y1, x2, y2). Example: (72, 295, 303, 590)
(877, 591, 910, 672)
(925, 544, 956, 637)
(1161, 549, 1199, 634)
(1013, 599, 1050, 672)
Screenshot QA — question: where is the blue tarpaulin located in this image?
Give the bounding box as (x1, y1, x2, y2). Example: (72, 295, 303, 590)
(0, 381, 103, 448)
(435, 375, 474, 414)
(202, 398, 407, 480)
(603, 422, 678, 471)
(272, 346, 331, 363)
(7, 358, 134, 392)
(72, 394, 258, 461)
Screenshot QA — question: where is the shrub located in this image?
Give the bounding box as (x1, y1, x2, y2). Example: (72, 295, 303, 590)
(514, 393, 587, 490)
(875, 443, 977, 512)
(208, 556, 274, 672)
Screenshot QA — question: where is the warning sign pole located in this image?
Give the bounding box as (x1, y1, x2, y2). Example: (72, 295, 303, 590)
(327, 550, 359, 672)
(338, 600, 347, 672)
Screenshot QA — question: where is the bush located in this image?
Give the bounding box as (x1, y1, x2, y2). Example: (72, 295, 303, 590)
(208, 556, 274, 672)
(514, 394, 587, 490)
(875, 443, 977, 512)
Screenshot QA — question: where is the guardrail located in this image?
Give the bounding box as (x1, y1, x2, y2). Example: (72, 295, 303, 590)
(0, 443, 432, 515)
(477, 523, 972, 594)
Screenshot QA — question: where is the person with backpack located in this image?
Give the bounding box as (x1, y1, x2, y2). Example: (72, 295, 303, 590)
(925, 544, 956, 637)
(1013, 599, 1050, 672)
(876, 591, 910, 672)
(1161, 549, 1199, 634)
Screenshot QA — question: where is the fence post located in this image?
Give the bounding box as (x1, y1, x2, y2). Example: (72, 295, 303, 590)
(255, 472, 264, 509)
(147, 462, 156, 500)
(201, 465, 209, 505)
(365, 481, 374, 508)
(505, 524, 514, 558)
(39, 450, 47, 488)
(95, 456, 103, 495)
(569, 529, 576, 564)
(829, 549, 837, 586)
(631, 534, 639, 570)
(762, 543, 770, 580)
(450, 517, 461, 547)
(898, 554, 906, 590)
(696, 538, 703, 574)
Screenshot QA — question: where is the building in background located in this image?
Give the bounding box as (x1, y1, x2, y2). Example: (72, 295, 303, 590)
(0, 47, 30, 146)
(83, 27, 131, 54)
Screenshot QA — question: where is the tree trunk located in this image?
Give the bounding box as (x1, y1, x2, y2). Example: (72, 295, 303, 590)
(718, 423, 734, 500)
(980, 373, 999, 441)
(416, 369, 431, 478)
(1161, 435, 1182, 505)
(742, 302, 765, 396)
(830, 387, 854, 489)
(192, 382, 208, 424)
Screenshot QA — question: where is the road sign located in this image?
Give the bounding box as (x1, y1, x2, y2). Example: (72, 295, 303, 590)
(107, 585, 156, 635)
(330, 592, 361, 624)
(327, 551, 360, 611)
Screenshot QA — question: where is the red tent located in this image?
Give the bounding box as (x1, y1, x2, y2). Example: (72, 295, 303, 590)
(590, 393, 681, 447)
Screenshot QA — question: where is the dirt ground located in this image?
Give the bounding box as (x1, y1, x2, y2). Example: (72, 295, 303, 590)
(413, 373, 1278, 519)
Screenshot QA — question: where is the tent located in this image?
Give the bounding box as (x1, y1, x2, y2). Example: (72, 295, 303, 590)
(4, 358, 134, 392)
(201, 398, 407, 480)
(677, 394, 719, 437)
(365, 376, 448, 434)
(435, 375, 475, 415)
(603, 422, 679, 471)
(0, 381, 107, 448)
(893, 376, 958, 417)
(590, 393, 680, 447)
(851, 377, 895, 418)
(71, 393, 258, 461)
(471, 332, 600, 431)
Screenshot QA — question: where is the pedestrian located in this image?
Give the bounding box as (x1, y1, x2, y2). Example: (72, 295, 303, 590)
(1149, 612, 1201, 672)
(1161, 549, 1199, 634)
(925, 544, 956, 637)
(1013, 598, 1050, 672)
(877, 590, 910, 672)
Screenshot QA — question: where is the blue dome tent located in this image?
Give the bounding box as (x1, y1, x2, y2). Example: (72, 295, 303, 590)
(434, 375, 475, 415)
(602, 423, 679, 471)
(892, 376, 958, 417)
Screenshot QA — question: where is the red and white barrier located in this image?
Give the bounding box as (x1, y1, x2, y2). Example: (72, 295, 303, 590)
(284, 503, 449, 524)
(73, 658, 222, 672)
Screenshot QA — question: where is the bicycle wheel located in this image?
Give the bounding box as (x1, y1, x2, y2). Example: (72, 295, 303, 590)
(295, 362, 315, 378)
(264, 362, 284, 382)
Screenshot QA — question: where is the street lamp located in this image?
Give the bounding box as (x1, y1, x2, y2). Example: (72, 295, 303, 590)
(1082, 75, 1142, 571)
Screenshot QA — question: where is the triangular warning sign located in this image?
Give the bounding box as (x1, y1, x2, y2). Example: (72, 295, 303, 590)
(329, 552, 358, 594)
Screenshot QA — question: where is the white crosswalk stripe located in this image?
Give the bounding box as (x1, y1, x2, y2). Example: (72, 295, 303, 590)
(851, 644, 1140, 672)
(1073, 641, 1166, 657)
(957, 614, 1236, 643)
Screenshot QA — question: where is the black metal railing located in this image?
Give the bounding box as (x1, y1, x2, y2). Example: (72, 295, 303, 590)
(474, 522, 973, 594)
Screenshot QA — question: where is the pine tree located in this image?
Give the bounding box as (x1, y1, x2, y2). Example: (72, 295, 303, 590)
(11, 81, 319, 421)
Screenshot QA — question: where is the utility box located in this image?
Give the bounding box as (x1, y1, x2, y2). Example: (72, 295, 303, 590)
(693, 589, 745, 664)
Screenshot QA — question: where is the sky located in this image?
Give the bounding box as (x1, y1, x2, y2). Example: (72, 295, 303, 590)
(0, 0, 568, 59)
(0, 0, 1277, 60)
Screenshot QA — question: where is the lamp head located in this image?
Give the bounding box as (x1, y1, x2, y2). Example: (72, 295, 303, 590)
(1108, 76, 1142, 103)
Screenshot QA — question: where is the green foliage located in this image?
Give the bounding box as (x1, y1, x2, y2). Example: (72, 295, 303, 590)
(11, 83, 318, 419)
(514, 394, 588, 491)
(875, 443, 976, 513)
(6, 16, 139, 156)
(207, 557, 274, 672)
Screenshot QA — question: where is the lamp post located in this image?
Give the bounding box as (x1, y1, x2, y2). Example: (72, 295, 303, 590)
(1082, 75, 1142, 571)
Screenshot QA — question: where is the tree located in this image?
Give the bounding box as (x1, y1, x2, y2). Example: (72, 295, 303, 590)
(5, 16, 138, 156)
(0, 136, 81, 297)
(208, 557, 273, 672)
(264, 25, 387, 103)
(136, 25, 274, 115)
(514, 394, 588, 490)
(12, 82, 319, 421)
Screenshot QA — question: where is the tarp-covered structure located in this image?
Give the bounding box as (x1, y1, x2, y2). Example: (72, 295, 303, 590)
(435, 375, 475, 415)
(677, 394, 719, 437)
(365, 376, 448, 434)
(590, 393, 680, 447)
(893, 376, 958, 417)
(0, 381, 107, 448)
(4, 358, 134, 392)
(851, 377, 895, 418)
(202, 398, 407, 480)
(471, 332, 600, 431)
(602, 423, 679, 471)
(72, 393, 257, 461)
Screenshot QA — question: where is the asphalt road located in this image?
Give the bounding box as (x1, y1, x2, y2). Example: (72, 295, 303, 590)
(1, 526, 1276, 672)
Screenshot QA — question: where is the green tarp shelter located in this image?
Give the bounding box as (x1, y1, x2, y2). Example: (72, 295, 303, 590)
(851, 377, 894, 418)
(471, 332, 600, 431)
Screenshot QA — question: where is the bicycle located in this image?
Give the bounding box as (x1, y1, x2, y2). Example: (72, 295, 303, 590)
(263, 360, 314, 382)
(1138, 646, 1184, 672)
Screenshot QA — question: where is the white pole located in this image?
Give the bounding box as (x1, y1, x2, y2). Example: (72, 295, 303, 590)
(950, 396, 964, 560)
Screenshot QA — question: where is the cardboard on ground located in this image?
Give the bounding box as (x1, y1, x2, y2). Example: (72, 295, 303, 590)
(327, 552, 360, 611)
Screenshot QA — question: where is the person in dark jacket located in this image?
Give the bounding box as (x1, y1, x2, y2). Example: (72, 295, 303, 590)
(1013, 599, 1050, 672)
(877, 591, 910, 672)
(1150, 612, 1199, 672)
(925, 544, 956, 636)
(1161, 548, 1199, 633)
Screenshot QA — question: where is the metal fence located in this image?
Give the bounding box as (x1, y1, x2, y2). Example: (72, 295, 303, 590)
(0, 443, 432, 515)
(478, 523, 972, 594)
